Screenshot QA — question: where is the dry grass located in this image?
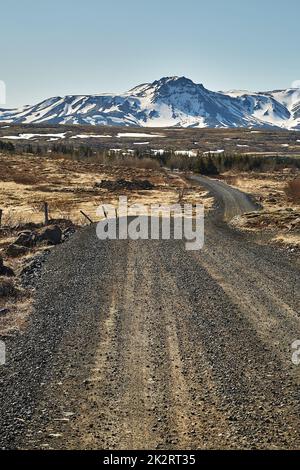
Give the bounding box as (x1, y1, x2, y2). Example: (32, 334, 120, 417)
(222, 169, 300, 210)
(112, 156, 161, 170)
(0, 276, 31, 336)
(224, 169, 300, 249)
(0, 298, 32, 337)
(0, 153, 210, 226)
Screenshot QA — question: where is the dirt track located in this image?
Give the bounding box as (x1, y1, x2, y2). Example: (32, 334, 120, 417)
(0, 176, 299, 450)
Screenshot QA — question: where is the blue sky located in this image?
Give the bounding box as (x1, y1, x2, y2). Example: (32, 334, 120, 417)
(1, 0, 300, 108)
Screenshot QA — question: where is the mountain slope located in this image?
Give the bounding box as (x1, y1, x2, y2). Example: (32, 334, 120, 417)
(0, 76, 299, 129)
(265, 88, 300, 130)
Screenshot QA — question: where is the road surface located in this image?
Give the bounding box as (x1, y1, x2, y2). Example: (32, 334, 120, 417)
(0, 175, 299, 450)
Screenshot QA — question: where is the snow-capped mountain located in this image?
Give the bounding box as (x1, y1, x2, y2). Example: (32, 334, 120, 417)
(1, 76, 300, 129)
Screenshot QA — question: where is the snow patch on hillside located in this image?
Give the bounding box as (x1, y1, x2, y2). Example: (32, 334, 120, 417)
(2, 132, 66, 140)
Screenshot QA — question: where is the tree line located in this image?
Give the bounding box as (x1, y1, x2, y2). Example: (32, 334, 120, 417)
(1, 139, 299, 173)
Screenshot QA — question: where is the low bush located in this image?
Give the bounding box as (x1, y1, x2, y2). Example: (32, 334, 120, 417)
(0, 277, 18, 298)
(285, 177, 300, 202)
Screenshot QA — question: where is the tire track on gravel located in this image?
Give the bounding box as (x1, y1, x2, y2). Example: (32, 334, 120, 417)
(0, 174, 299, 450)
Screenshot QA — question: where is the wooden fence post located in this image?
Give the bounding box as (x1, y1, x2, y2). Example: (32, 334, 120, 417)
(44, 202, 49, 225)
(178, 187, 185, 203)
(80, 210, 94, 224)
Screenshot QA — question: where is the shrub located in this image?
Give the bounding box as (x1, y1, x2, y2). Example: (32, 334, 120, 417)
(0, 277, 18, 298)
(0, 140, 15, 152)
(285, 177, 300, 202)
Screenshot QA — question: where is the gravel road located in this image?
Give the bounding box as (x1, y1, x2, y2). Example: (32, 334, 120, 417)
(0, 175, 299, 450)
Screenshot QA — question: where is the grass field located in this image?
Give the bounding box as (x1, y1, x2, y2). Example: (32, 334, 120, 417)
(0, 153, 211, 228)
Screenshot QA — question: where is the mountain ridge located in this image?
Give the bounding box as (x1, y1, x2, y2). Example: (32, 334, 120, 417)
(1, 76, 299, 130)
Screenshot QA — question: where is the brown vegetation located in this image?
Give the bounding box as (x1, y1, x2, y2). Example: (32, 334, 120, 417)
(225, 170, 300, 250)
(285, 177, 300, 203)
(0, 277, 18, 297)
